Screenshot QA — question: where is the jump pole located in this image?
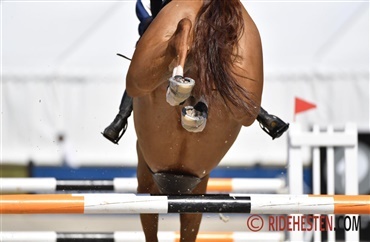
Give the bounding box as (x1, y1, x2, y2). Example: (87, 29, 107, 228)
(0, 177, 286, 193)
(1, 194, 369, 215)
(0, 231, 284, 242)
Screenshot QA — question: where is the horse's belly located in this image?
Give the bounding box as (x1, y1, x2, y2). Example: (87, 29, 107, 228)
(133, 96, 242, 177)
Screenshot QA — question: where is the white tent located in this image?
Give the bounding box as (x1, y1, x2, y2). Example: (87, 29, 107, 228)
(2, 1, 369, 166)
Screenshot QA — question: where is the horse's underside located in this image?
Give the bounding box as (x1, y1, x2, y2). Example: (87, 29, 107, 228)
(126, 0, 264, 241)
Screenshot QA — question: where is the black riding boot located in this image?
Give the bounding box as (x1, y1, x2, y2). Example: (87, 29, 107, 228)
(257, 107, 289, 140)
(102, 91, 133, 144)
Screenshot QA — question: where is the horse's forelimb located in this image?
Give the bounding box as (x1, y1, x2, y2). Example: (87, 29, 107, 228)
(181, 101, 208, 133)
(167, 18, 192, 72)
(166, 76, 195, 106)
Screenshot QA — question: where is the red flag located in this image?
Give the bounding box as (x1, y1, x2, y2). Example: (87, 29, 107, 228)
(294, 97, 316, 121)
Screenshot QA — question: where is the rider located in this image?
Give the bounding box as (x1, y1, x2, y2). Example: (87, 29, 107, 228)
(102, 0, 289, 144)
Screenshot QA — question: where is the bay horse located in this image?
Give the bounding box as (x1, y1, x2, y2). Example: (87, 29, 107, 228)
(126, 0, 263, 241)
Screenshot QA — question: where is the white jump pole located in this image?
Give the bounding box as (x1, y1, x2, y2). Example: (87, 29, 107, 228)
(0, 231, 285, 242)
(0, 178, 286, 193)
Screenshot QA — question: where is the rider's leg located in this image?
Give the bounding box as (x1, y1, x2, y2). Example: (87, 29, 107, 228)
(102, 91, 133, 144)
(136, 0, 153, 36)
(102, 0, 163, 144)
(150, 0, 162, 19)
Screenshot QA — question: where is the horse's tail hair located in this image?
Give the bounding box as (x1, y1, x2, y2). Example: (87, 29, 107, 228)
(192, 0, 256, 115)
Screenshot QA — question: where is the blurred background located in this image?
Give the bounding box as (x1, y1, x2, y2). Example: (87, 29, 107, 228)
(1, 0, 369, 240)
(2, 0, 368, 176)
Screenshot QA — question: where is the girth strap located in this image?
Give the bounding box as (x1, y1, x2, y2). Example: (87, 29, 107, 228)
(152, 172, 202, 194)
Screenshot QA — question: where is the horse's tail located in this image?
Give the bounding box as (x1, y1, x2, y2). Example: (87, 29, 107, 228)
(192, 0, 256, 115)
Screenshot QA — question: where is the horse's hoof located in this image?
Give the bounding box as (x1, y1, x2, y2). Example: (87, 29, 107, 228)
(181, 102, 208, 132)
(166, 76, 195, 106)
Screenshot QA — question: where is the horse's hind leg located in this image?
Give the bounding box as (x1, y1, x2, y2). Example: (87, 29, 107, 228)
(136, 142, 160, 242)
(179, 175, 210, 242)
(166, 18, 195, 106)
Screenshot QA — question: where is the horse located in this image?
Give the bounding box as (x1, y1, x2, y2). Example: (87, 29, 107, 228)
(126, 0, 263, 241)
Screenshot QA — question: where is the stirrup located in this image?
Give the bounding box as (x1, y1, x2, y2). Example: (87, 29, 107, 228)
(181, 102, 208, 133)
(166, 76, 195, 106)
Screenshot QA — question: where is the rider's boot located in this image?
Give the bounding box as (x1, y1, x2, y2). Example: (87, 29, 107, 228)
(102, 91, 133, 144)
(257, 107, 289, 139)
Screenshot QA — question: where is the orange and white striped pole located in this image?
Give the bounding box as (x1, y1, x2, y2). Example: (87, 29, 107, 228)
(1, 194, 369, 214)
